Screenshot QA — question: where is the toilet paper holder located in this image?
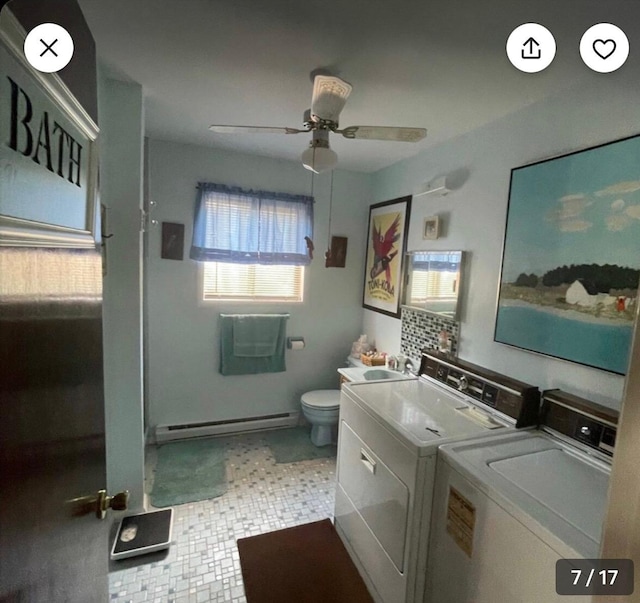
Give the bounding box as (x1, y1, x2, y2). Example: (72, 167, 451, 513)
(287, 337, 305, 350)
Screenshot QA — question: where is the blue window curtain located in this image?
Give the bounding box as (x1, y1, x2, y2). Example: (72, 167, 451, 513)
(190, 183, 314, 266)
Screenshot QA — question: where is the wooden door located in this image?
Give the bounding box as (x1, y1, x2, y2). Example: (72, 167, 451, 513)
(0, 248, 110, 602)
(0, 0, 113, 598)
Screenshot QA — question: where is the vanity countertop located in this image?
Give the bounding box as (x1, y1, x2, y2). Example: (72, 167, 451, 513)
(337, 366, 416, 383)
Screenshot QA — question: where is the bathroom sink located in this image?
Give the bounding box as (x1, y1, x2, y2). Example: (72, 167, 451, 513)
(363, 369, 398, 380)
(338, 366, 416, 383)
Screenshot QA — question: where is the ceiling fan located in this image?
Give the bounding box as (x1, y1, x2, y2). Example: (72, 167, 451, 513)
(209, 72, 427, 173)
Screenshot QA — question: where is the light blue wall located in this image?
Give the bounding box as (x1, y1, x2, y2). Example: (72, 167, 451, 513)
(99, 76, 145, 509)
(146, 139, 372, 430)
(365, 75, 640, 409)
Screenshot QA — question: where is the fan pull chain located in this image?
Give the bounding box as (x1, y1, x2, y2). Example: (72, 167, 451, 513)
(327, 170, 334, 249)
(325, 170, 335, 267)
(304, 169, 315, 261)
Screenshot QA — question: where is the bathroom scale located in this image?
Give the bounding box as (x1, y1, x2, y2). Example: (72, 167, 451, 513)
(111, 508, 173, 560)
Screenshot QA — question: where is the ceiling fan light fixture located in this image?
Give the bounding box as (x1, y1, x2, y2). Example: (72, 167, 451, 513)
(209, 72, 426, 172)
(301, 135, 338, 173)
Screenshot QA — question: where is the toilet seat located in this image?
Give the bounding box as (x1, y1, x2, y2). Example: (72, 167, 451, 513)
(301, 390, 340, 409)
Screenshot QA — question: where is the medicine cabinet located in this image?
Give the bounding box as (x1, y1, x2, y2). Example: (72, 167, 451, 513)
(403, 251, 464, 319)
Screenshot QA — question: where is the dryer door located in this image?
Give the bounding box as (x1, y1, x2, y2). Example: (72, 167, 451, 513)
(339, 422, 410, 571)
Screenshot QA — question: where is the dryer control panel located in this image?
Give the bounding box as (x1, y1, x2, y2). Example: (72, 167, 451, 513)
(419, 350, 540, 428)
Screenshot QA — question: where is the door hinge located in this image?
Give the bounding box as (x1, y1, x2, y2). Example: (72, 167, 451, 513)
(140, 201, 158, 233)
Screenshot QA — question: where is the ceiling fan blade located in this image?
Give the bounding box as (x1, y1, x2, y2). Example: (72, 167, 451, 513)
(338, 126, 427, 142)
(209, 125, 305, 134)
(310, 75, 352, 122)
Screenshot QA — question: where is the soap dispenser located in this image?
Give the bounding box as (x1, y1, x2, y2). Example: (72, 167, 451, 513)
(438, 330, 451, 354)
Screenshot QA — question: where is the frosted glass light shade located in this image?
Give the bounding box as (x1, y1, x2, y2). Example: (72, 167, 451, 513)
(301, 145, 338, 173)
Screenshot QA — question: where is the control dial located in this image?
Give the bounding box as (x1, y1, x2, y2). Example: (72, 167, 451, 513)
(458, 375, 468, 392)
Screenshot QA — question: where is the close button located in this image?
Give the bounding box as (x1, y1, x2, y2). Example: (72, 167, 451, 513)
(23, 22, 74, 73)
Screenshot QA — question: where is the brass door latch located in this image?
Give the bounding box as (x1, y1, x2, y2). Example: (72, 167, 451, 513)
(68, 489, 129, 519)
(96, 489, 129, 519)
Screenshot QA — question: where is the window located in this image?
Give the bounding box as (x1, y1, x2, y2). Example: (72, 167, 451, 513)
(191, 183, 313, 302)
(202, 262, 304, 302)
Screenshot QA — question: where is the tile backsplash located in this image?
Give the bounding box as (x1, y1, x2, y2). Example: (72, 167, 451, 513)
(400, 306, 459, 361)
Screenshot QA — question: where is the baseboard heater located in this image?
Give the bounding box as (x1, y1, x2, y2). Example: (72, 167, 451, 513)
(155, 411, 300, 443)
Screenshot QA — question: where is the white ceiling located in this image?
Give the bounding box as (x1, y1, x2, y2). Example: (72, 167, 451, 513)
(77, 0, 639, 173)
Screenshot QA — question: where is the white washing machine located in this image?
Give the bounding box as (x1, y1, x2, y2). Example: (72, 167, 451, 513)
(425, 389, 617, 603)
(334, 351, 540, 603)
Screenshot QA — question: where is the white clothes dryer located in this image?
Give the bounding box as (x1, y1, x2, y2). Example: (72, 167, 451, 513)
(334, 351, 540, 603)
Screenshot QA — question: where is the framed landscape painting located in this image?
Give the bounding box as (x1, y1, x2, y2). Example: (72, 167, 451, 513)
(363, 196, 411, 318)
(494, 134, 640, 374)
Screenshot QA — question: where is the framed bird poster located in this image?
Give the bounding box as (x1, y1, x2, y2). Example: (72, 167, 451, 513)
(363, 196, 411, 318)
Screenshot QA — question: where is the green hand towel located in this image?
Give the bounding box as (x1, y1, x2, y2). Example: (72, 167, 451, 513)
(233, 315, 281, 357)
(219, 314, 288, 375)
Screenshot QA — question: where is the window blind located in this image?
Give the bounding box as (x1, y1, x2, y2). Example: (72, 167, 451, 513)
(202, 262, 304, 302)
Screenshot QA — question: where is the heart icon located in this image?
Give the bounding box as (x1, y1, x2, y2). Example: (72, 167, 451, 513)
(593, 39, 616, 59)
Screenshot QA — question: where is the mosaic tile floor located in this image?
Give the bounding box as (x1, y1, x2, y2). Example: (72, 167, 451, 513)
(108, 431, 337, 603)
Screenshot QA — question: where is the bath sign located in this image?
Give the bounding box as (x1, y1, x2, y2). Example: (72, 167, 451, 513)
(0, 10, 99, 247)
(362, 196, 411, 318)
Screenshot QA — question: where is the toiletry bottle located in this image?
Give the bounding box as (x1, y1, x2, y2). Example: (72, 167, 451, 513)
(438, 330, 450, 354)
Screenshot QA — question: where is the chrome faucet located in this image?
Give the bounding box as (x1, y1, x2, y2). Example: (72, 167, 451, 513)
(403, 359, 416, 375)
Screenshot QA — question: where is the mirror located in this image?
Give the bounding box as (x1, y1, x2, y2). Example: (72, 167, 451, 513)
(403, 251, 464, 319)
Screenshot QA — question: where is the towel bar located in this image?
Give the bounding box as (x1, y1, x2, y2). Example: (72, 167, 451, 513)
(219, 313, 290, 318)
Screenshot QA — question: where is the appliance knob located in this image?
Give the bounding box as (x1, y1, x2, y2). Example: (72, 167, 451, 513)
(458, 375, 468, 392)
(580, 425, 591, 436)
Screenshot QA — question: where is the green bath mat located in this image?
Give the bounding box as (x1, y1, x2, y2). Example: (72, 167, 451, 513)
(263, 427, 337, 464)
(150, 437, 227, 507)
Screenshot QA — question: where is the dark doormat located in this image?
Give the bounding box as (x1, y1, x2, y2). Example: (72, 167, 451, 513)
(237, 519, 374, 603)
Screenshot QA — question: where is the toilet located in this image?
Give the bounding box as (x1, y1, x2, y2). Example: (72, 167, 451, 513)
(300, 390, 341, 447)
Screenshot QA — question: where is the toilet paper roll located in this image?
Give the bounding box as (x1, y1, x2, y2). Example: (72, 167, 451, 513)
(290, 340, 305, 350)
